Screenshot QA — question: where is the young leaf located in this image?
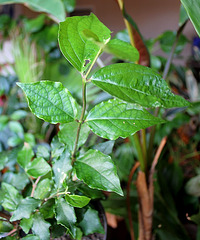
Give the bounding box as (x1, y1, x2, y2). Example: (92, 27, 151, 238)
(59, 13, 111, 72)
(79, 208, 104, 235)
(86, 99, 164, 140)
(55, 198, 77, 238)
(32, 213, 51, 240)
(74, 149, 123, 196)
(17, 81, 77, 124)
(34, 179, 52, 199)
(105, 39, 139, 62)
(1, 182, 23, 211)
(52, 149, 72, 189)
(181, 0, 200, 36)
(65, 195, 91, 208)
(91, 63, 190, 108)
(17, 144, 34, 169)
(58, 121, 90, 152)
(10, 197, 40, 222)
(26, 157, 51, 178)
(20, 217, 33, 234)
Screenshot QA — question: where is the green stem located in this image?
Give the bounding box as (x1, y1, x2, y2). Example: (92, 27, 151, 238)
(141, 129, 147, 165)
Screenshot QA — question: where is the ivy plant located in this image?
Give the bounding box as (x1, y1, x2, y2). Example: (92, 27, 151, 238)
(1, 13, 189, 239)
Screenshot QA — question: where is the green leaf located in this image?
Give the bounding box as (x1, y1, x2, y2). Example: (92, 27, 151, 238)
(0, 115, 8, 131)
(55, 198, 76, 238)
(26, 157, 51, 178)
(185, 175, 200, 197)
(17, 144, 34, 169)
(1, 182, 22, 211)
(65, 195, 91, 208)
(58, 121, 90, 152)
(36, 145, 50, 160)
(7, 136, 23, 147)
(10, 110, 27, 120)
(17, 81, 77, 124)
(79, 208, 104, 235)
(21, 235, 40, 240)
(53, 149, 72, 189)
(0, 220, 13, 233)
(59, 13, 111, 72)
(39, 199, 55, 219)
(63, 0, 76, 13)
(34, 179, 52, 199)
(91, 63, 190, 108)
(181, 0, 200, 36)
(3, 172, 29, 190)
(93, 140, 115, 155)
(23, 14, 45, 33)
(86, 99, 164, 140)
(0, 151, 8, 171)
(75, 149, 123, 195)
(20, 216, 33, 234)
(32, 213, 51, 240)
(10, 197, 40, 221)
(105, 39, 139, 62)
(179, 4, 189, 26)
(0, 0, 65, 22)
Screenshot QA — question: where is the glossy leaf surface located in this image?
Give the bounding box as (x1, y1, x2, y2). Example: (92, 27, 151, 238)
(55, 198, 76, 237)
(17, 144, 34, 169)
(10, 197, 40, 221)
(26, 157, 51, 178)
(91, 63, 189, 108)
(0, 0, 65, 22)
(34, 179, 52, 199)
(32, 214, 51, 240)
(105, 39, 139, 62)
(65, 195, 91, 208)
(79, 208, 104, 235)
(58, 122, 90, 152)
(181, 0, 200, 36)
(86, 99, 164, 140)
(59, 13, 111, 72)
(75, 149, 123, 195)
(17, 81, 77, 124)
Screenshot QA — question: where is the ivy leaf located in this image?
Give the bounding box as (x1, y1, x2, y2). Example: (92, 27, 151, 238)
(181, 0, 200, 36)
(65, 195, 91, 208)
(21, 235, 40, 240)
(55, 198, 76, 238)
(74, 149, 123, 196)
(58, 121, 90, 152)
(20, 217, 33, 234)
(10, 197, 40, 222)
(17, 144, 34, 169)
(26, 157, 51, 178)
(59, 13, 111, 72)
(79, 208, 104, 235)
(86, 99, 164, 140)
(32, 213, 51, 240)
(105, 39, 139, 62)
(39, 199, 55, 219)
(34, 179, 52, 199)
(1, 182, 22, 211)
(52, 149, 72, 189)
(91, 63, 190, 108)
(17, 81, 77, 124)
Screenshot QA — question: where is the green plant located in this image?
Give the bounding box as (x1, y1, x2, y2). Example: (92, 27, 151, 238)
(0, 12, 190, 239)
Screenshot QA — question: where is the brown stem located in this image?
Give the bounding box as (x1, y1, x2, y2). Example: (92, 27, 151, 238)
(31, 176, 41, 197)
(126, 162, 140, 240)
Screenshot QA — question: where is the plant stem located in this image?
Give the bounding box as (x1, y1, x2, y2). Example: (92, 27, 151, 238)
(126, 162, 140, 240)
(31, 176, 41, 197)
(141, 129, 147, 165)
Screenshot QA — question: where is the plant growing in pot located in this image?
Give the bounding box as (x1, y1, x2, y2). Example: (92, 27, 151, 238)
(1, 12, 190, 240)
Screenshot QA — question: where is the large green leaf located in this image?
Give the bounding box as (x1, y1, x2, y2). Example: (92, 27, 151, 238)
(34, 179, 52, 199)
(58, 121, 90, 152)
(0, 0, 65, 22)
(105, 39, 139, 62)
(74, 149, 123, 195)
(20, 217, 33, 234)
(10, 197, 40, 221)
(17, 81, 77, 124)
(91, 63, 189, 108)
(55, 198, 76, 238)
(86, 99, 164, 140)
(59, 13, 111, 72)
(32, 213, 51, 240)
(1, 183, 22, 212)
(79, 208, 104, 235)
(26, 157, 51, 178)
(181, 0, 200, 36)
